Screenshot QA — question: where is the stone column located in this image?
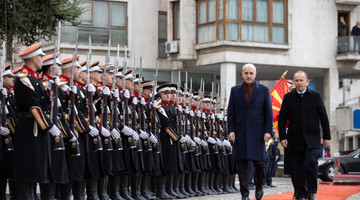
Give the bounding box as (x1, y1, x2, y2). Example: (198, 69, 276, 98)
(323, 67, 339, 153)
(344, 136, 350, 151)
(353, 135, 359, 150)
(220, 63, 237, 106)
(178, 0, 196, 60)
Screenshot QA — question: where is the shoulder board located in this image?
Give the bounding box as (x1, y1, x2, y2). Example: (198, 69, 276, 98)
(42, 80, 48, 88)
(20, 76, 35, 91)
(16, 72, 28, 78)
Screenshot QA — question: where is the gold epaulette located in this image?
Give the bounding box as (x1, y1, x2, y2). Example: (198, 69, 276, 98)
(60, 81, 68, 86)
(16, 72, 28, 78)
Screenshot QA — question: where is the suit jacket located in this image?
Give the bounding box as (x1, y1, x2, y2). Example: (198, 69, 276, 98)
(278, 88, 331, 152)
(227, 81, 273, 161)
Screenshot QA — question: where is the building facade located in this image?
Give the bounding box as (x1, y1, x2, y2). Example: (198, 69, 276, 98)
(27, 0, 360, 153)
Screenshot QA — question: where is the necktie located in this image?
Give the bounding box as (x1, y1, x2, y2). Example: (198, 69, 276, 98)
(300, 93, 304, 98)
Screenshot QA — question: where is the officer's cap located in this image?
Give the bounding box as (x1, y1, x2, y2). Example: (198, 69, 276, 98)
(3, 65, 15, 77)
(18, 42, 46, 60)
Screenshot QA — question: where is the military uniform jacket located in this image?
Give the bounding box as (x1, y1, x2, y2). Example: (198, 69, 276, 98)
(13, 66, 54, 183)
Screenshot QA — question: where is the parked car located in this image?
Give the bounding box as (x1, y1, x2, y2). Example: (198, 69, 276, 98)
(318, 148, 360, 181)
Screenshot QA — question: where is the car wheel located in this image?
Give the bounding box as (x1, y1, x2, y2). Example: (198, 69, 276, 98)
(324, 164, 344, 181)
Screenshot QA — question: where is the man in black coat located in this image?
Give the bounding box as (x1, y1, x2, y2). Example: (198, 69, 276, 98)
(278, 70, 331, 200)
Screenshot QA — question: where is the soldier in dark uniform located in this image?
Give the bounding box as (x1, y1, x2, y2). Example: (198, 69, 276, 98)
(0, 65, 17, 200)
(155, 83, 181, 199)
(41, 55, 76, 199)
(14, 42, 62, 199)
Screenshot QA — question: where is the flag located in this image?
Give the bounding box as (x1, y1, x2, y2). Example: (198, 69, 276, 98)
(270, 70, 292, 135)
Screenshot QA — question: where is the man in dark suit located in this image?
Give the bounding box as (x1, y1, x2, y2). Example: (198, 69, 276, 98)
(227, 63, 273, 200)
(278, 70, 331, 200)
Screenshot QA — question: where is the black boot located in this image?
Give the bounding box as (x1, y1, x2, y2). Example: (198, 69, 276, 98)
(184, 173, 195, 197)
(98, 176, 111, 200)
(149, 176, 157, 196)
(87, 179, 100, 200)
(57, 183, 72, 200)
(203, 172, 213, 195)
(9, 179, 18, 200)
(166, 175, 180, 199)
(222, 175, 232, 193)
(73, 180, 86, 200)
(197, 172, 208, 195)
(141, 175, 157, 200)
(173, 174, 186, 198)
(230, 174, 239, 192)
(39, 183, 54, 200)
(109, 173, 125, 200)
(0, 176, 6, 200)
(130, 176, 146, 200)
(191, 173, 202, 196)
(156, 176, 174, 199)
(120, 175, 134, 200)
(214, 173, 225, 194)
(17, 182, 34, 200)
(208, 172, 217, 195)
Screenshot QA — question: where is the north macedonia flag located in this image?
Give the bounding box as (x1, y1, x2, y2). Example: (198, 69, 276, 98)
(271, 71, 292, 135)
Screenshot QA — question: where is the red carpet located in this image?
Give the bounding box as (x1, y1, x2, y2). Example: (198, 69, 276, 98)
(256, 185, 360, 200)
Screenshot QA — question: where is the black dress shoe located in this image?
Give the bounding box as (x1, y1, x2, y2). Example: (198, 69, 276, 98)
(241, 197, 249, 200)
(307, 193, 317, 200)
(255, 189, 264, 200)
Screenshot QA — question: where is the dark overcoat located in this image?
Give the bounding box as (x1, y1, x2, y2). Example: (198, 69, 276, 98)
(227, 81, 273, 161)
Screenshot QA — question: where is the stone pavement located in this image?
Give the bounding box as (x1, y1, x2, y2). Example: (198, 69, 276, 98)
(187, 177, 360, 200)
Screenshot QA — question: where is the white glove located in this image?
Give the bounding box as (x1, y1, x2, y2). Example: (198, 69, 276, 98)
(69, 131, 78, 142)
(223, 140, 231, 147)
(123, 89, 130, 99)
(89, 125, 99, 137)
(0, 126, 10, 136)
(216, 138, 223, 146)
(190, 139, 196, 147)
(184, 107, 189, 114)
(224, 116, 227, 122)
(211, 113, 215, 120)
(112, 89, 119, 98)
(87, 84, 96, 94)
(47, 80, 53, 91)
(132, 97, 138, 105)
(54, 76, 60, 86)
(121, 125, 134, 136)
(4, 106, 8, 115)
(184, 135, 191, 143)
(197, 111, 201, 117)
(138, 129, 149, 139)
(207, 137, 216, 144)
(177, 105, 183, 112)
(140, 97, 146, 105)
(190, 110, 194, 117)
(111, 128, 121, 139)
(48, 125, 61, 137)
(1, 88, 7, 97)
(149, 133, 158, 143)
(201, 139, 208, 147)
(57, 98, 61, 108)
(101, 127, 111, 137)
(202, 112, 206, 119)
(216, 113, 222, 120)
(102, 87, 110, 96)
(132, 131, 139, 141)
(194, 136, 201, 144)
(179, 136, 186, 143)
(152, 100, 158, 108)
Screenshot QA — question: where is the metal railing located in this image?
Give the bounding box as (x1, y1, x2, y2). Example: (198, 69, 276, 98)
(337, 36, 360, 54)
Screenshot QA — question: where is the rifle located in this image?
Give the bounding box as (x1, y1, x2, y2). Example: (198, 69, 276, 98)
(67, 39, 81, 157)
(193, 79, 203, 155)
(209, 82, 219, 154)
(150, 62, 160, 153)
(215, 83, 226, 155)
(51, 22, 65, 151)
(111, 44, 123, 150)
(199, 80, 209, 155)
(223, 91, 232, 154)
(121, 46, 136, 150)
(1, 41, 13, 151)
(130, 55, 142, 152)
(87, 35, 103, 152)
(183, 72, 193, 152)
(177, 71, 187, 153)
(101, 40, 113, 151)
(138, 56, 151, 152)
(189, 77, 199, 155)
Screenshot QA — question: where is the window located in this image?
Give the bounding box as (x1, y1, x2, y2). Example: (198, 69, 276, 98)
(158, 12, 167, 58)
(196, 0, 287, 44)
(173, 1, 180, 40)
(62, 1, 127, 45)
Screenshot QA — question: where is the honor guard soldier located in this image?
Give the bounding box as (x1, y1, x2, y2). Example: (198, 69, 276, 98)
(0, 65, 17, 199)
(41, 54, 73, 199)
(14, 42, 61, 199)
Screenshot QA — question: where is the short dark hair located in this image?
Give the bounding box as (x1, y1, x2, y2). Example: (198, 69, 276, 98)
(294, 70, 308, 79)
